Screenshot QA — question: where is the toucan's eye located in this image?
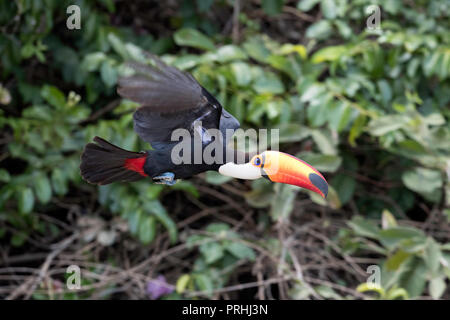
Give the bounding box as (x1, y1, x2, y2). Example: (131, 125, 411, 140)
(253, 157, 262, 166)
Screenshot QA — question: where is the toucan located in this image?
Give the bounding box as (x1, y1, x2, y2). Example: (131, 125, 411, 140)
(80, 53, 328, 198)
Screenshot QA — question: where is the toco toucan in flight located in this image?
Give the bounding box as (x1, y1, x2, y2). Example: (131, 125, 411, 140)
(80, 53, 328, 198)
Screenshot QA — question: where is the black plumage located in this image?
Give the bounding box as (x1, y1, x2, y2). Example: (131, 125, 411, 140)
(80, 136, 146, 185)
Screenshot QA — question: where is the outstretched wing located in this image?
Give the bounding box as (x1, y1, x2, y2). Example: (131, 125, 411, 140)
(117, 53, 239, 144)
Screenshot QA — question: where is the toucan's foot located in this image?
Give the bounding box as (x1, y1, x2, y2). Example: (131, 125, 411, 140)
(152, 172, 176, 186)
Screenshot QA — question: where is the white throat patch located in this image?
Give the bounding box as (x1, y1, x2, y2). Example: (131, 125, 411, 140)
(218, 162, 262, 180)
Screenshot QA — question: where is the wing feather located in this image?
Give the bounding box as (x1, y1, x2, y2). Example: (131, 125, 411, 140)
(117, 59, 205, 112)
(117, 53, 240, 145)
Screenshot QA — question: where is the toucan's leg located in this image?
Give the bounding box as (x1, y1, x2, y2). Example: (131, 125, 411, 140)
(152, 172, 176, 186)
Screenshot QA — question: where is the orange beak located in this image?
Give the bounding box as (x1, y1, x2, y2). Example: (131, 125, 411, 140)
(261, 151, 328, 198)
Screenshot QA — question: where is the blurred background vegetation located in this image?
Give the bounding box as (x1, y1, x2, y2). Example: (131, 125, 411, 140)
(0, 0, 449, 300)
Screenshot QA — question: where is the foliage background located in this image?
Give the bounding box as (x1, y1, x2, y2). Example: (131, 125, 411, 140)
(0, 0, 449, 300)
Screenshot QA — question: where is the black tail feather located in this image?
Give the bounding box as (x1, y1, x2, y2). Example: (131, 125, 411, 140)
(80, 136, 147, 185)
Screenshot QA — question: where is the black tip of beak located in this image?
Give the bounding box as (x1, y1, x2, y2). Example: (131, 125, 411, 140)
(309, 173, 328, 198)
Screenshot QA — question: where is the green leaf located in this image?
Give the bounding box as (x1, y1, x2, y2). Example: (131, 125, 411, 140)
(34, 174, 52, 204)
(385, 287, 409, 300)
(129, 209, 142, 235)
(278, 44, 307, 59)
(147, 201, 178, 244)
(205, 171, 232, 185)
(278, 123, 311, 143)
(266, 55, 299, 80)
(321, 0, 337, 19)
(139, 184, 165, 200)
(41, 85, 65, 109)
(377, 80, 392, 106)
(139, 215, 156, 244)
(402, 237, 428, 253)
(381, 209, 397, 229)
(378, 227, 425, 249)
(270, 184, 298, 221)
(100, 0, 116, 12)
(311, 129, 337, 155)
(82, 52, 107, 71)
(0, 84, 11, 104)
(176, 274, 191, 294)
(186, 234, 207, 248)
(100, 60, 118, 87)
(11, 232, 27, 247)
(194, 274, 214, 294)
(402, 167, 443, 198)
(20, 43, 35, 59)
(386, 250, 411, 271)
(311, 45, 348, 63)
(199, 241, 224, 264)
(17, 187, 34, 214)
(51, 168, 68, 195)
(356, 282, 385, 297)
(253, 72, 284, 94)
(107, 33, 129, 60)
(228, 93, 245, 123)
(22, 105, 52, 121)
(214, 45, 247, 62)
(226, 242, 256, 261)
(206, 223, 230, 233)
(172, 180, 199, 197)
(0, 169, 10, 183)
(243, 37, 271, 63)
(349, 114, 367, 146)
(297, 0, 320, 11)
(335, 20, 352, 38)
(296, 152, 342, 172)
(429, 276, 446, 299)
(174, 28, 215, 51)
(0, 186, 14, 208)
(196, 0, 214, 12)
(261, 0, 284, 15)
(300, 83, 326, 102)
(307, 103, 329, 127)
(424, 237, 442, 274)
(318, 186, 340, 209)
(347, 216, 380, 239)
(445, 265, 450, 280)
(328, 101, 352, 133)
(172, 55, 202, 69)
(422, 52, 440, 76)
(315, 285, 342, 299)
(400, 257, 427, 298)
(330, 173, 355, 205)
(423, 113, 445, 126)
(124, 43, 146, 62)
(230, 62, 252, 86)
(306, 20, 332, 40)
(367, 115, 407, 136)
(245, 179, 274, 208)
(407, 58, 420, 77)
(18, 82, 42, 104)
(264, 100, 281, 119)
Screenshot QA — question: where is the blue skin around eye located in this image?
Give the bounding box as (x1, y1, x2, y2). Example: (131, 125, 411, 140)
(254, 158, 261, 166)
